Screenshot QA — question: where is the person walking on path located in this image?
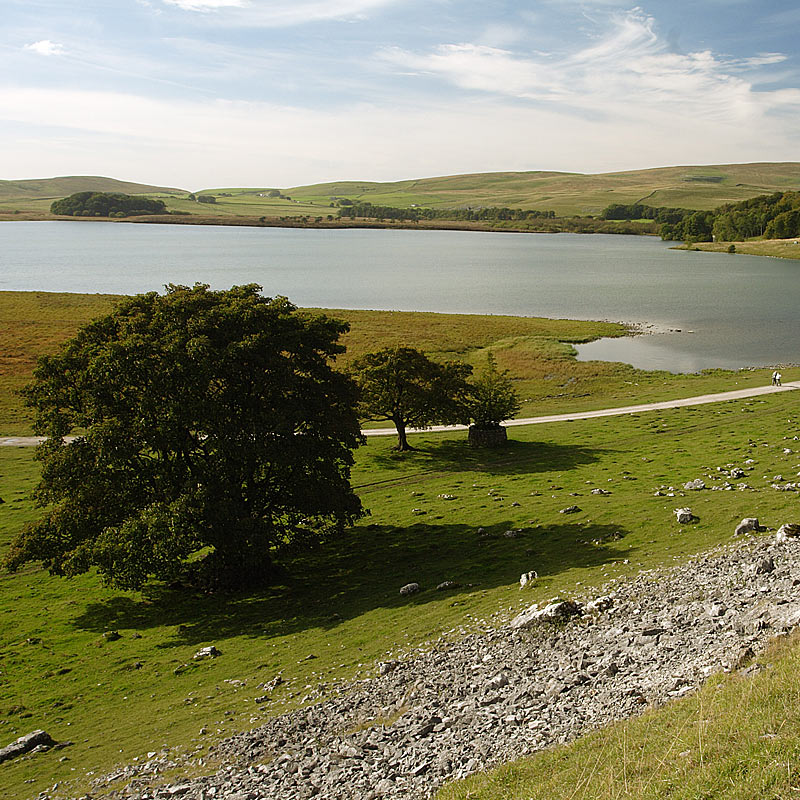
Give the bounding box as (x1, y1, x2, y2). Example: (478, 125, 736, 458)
(772, 370, 779, 385)
(776, 372, 782, 386)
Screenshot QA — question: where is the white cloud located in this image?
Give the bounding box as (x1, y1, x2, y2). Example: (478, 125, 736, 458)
(24, 40, 65, 57)
(160, 0, 400, 25)
(739, 53, 787, 68)
(380, 9, 800, 127)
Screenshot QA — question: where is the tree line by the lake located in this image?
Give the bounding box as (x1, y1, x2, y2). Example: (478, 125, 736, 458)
(338, 201, 558, 223)
(603, 191, 800, 243)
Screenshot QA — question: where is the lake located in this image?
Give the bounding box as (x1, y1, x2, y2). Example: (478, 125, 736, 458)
(2, 220, 798, 373)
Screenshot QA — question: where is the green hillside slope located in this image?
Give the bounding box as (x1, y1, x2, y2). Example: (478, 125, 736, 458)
(273, 163, 800, 216)
(0, 175, 186, 201)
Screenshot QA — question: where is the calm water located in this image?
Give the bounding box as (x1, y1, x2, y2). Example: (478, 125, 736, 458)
(2, 220, 799, 372)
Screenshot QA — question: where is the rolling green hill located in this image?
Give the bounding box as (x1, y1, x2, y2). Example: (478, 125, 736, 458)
(282, 163, 800, 216)
(200, 162, 800, 217)
(0, 175, 186, 201)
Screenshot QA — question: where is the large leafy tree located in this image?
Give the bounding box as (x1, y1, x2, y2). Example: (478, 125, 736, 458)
(4, 284, 365, 590)
(351, 347, 472, 451)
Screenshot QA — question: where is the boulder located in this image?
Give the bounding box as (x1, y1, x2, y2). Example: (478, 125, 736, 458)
(193, 645, 221, 660)
(683, 479, 706, 491)
(0, 730, 56, 764)
(735, 518, 761, 536)
(510, 599, 582, 629)
(674, 507, 693, 524)
(585, 595, 614, 613)
(559, 505, 581, 514)
(776, 523, 800, 542)
(400, 582, 420, 596)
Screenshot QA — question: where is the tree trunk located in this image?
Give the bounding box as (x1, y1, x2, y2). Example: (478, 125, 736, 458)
(394, 421, 415, 451)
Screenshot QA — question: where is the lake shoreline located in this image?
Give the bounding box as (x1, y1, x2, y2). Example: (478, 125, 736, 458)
(0, 211, 658, 237)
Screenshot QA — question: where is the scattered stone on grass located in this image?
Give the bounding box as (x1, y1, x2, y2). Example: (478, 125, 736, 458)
(95, 535, 800, 800)
(399, 583, 420, 596)
(193, 646, 222, 660)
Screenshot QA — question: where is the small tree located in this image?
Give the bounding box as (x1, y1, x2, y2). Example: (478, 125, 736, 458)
(351, 347, 472, 451)
(4, 284, 365, 591)
(467, 353, 520, 446)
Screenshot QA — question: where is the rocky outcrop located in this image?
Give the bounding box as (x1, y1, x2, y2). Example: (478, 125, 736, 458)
(97, 533, 800, 800)
(0, 730, 57, 764)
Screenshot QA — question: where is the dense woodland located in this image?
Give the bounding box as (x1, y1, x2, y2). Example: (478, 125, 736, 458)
(603, 192, 800, 243)
(337, 201, 557, 223)
(50, 191, 168, 217)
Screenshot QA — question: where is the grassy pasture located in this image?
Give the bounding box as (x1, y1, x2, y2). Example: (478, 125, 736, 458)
(681, 239, 800, 260)
(4, 392, 800, 797)
(279, 163, 800, 217)
(2, 291, 800, 797)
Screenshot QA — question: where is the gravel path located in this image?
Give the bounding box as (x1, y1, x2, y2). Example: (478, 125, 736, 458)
(5, 382, 798, 448)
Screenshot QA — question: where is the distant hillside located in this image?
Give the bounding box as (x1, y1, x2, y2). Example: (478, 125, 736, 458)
(6, 163, 800, 220)
(0, 176, 186, 201)
(271, 163, 800, 216)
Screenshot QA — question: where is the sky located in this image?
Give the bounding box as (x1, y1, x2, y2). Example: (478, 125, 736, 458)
(2, 0, 800, 190)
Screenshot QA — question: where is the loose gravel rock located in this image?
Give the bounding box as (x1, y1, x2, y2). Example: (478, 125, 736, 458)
(92, 534, 800, 800)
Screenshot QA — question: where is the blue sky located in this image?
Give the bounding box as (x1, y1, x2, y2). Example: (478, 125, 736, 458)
(2, 1, 800, 189)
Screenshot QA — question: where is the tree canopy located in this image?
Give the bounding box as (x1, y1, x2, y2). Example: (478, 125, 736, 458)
(656, 191, 800, 242)
(50, 191, 167, 217)
(468, 353, 521, 428)
(351, 347, 472, 451)
(4, 284, 365, 590)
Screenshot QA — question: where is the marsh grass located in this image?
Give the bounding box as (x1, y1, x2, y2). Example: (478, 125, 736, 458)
(2, 292, 793, 437)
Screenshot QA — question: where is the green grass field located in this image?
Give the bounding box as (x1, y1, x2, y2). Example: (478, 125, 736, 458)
(3, 291, 800, 798)
(680, 239, 800, 260)
(4, 390, 800, 798)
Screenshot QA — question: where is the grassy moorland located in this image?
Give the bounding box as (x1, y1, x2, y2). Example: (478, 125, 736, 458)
(254, 162, 800, 217)
(0, 291, 795, 437)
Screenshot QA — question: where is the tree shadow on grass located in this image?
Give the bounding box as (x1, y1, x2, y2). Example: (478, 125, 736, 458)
(72, 520, 634, 647)
(358, 437, 604, 483)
